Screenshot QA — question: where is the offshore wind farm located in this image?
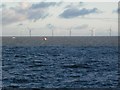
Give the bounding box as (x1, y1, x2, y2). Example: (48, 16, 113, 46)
(2, 23, 119, 89)
(2, 25, 118, 46)
(2, 1, 119, 89)
(2, 26, 118, 46)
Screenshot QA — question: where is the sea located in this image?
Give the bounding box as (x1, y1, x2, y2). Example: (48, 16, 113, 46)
(1, 37, 119, 88)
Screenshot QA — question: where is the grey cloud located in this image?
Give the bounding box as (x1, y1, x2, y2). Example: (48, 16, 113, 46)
(57, 1, 63, 6)
(3, 2, 63, 25)
(113, 8, 120, 14)
(31, 2, 57, 9)
(14, 3, 50, 22)
(65, 2, 84, 9)
(59, 8, 101, 19)
(0, 4, 6, 8)
(3, 2, 52, 25)
(17, 23, 23, 26)
(79, 2, 83, 4)
(65, 3, 73, 9)
(79, 2, 84, 6)
(28, 2, 62, 22)
(27, 9, 49, 22)
(119, 8, 120, 13)
(74, 24, 88, 30)
(2, 8, 26, 25)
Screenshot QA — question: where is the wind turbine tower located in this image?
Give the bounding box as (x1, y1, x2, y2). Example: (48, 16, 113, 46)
(27, 27, 32, 37)
(108, 27, 112, 36)
(52, 29, 54, 37)
(69, 28, 72, 37)
(90, 28, 95, 36)
(48, 24, 54, 37)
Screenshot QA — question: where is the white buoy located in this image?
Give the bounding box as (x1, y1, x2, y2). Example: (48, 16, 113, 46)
(43, 37, 47, 41)
(12, 36, 16, 39)
(44, 37, 47, 41)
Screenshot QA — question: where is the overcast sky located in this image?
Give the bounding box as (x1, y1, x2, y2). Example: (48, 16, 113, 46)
(1, 1, 119, 36)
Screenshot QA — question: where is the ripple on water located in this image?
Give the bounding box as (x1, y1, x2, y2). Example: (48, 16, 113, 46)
(2, 46, 118, 88)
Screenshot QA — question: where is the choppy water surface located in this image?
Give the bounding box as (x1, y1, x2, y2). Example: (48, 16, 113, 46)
(2, 46, 119, 88)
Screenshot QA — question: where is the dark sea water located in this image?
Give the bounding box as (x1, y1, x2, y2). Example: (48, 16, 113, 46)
(2, 46, 119, 88)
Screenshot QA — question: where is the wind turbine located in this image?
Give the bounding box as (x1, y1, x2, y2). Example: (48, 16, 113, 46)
(108, 26, 112, 36)
(19, 24, 32, 37)
(90, 28, 95, 36)
(48, 24, 54, 37)
(69, 27, 72, 37)
(17, 23, 24, 36)
(27, 27, 32, 37)
(52, 28, 54, 37)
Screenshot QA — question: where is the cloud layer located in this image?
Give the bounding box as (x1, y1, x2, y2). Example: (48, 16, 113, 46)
(113, 8, 120, 14)
(31, 2, 56, 9)
(59, 7, 101, 18)
(2, 2, 58, 25)
(2, 2, 115, 26)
